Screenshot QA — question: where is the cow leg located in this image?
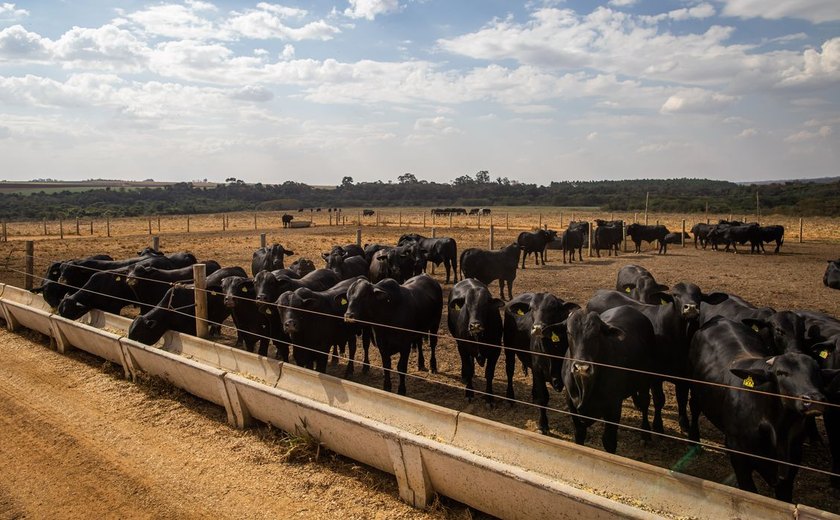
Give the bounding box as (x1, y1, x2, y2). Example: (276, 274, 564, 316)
(315, 351, 328, 373)
(361, 327, 372, 374)
(381, 350, 393, 393)
(532, 375, 550, 435)
(773, 445, 802, 502)
(567, 398, 587, 445)
(578, 248, 583, 261)
(730, 453, 758, 494)
(415, 338, 427, 372)
(506, 279, 513, 301)
(458, 346, 475, 401)
(632, 389, 652, 443)
(650, 380, 665, 434)
(396, 347, 409, 396)
(675, 383, 691, 434)
(498, 280, 505, 300)
(345, 335, 357, 378)
(483, 350, 499, 407)
(688, 388, 702, 442)
(504, 349, 516, 402)
(330, 344, 339, 366)
(602, 403, 622, 454)
(521, 254, 526, 269)
(775, 240, 781, 254)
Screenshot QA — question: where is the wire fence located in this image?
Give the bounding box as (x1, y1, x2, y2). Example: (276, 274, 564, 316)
(2, 248, 840, 485)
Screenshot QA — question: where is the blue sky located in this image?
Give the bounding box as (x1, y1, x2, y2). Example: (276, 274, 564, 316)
(0, 1, 838, 185)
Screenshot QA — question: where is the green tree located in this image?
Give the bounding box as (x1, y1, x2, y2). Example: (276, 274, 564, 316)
(475, 170, 490, 183)
(398, 172, 418, 184)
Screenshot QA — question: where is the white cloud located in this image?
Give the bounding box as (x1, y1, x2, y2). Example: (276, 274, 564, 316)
(344, 0, 401, 20)
(51, 25, 150, 70)
(721, 0, 840, 24)
(737, 128, 757, 138)
(642, 3, 716, 22)
(281, 44, 295, 59)
(784, 125, 832, 142)
(255, 3, 307, 18)
(608, 0, 637, 7)
(0, 2, 27, 20)
(122, 3, 219, 40)
(776, 38, 840, 87)
(225, 5, 340, 40)
(660, 88, 738, 114)
(0, 25, 50, 59)
(230, 85, 274, 102)
(586, 131, 598, 141)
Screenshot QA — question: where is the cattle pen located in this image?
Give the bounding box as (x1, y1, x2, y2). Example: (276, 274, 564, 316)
(1, 208, 839, 518)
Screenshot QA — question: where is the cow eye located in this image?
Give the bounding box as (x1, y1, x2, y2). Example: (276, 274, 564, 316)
(775, 370, 789, 377)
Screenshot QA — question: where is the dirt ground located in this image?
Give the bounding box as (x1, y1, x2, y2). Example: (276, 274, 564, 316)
(1, 210, 840, 516)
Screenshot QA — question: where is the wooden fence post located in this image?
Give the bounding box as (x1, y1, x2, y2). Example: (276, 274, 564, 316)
(477, 213, 481, 230)
(106, 217, 111, 238)
(506, 213, 509, 231)
(356, 229, 362, 247)
(25, 241, 34, 290)
(152, 236, 160, 251)
(489, 225, 495, 250)
(399, 212, 402, 228)
(539, 213, 542, 230)
(158, 217, 161, 232)
(681, 219, 686, 247)
(43, 219, 47, 236)
(588, 224, 593, 257)
(623, 222, 628, 252)
(1, 220, 6, 242)
(449, 213, 453, 229)
(254, 213, 258, 230)
(89, 220, 93, 235)
(431, 228, 436, 274)
(423, 213, 426, 228)
(148, 218, 152, 235)
(560, 212, 563, 228)
(75, 217, 80, 236)
(187, 215, 190, 233)
(260, 233, 267, 248)
(799, 218, 804, 243)
(193, 264, 209, 339)
(59, 219, 64, 240)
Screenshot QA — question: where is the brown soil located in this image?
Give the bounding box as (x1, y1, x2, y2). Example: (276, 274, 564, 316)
(1, 211, 840, 516)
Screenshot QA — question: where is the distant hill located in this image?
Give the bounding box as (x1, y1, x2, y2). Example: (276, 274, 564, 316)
(1, 177, 838, 219)
(738, 176, 840, 185)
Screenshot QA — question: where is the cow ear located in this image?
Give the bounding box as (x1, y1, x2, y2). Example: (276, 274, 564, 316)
(656, 283, 670, 292)
(508, 302, 530, 317)
(145, 319, 158, 330)
(491, 298, 505, 309)
(449, 298, 465, 312)
(729, 359, 770, 386)
(619, 283, 635, 294)
(376, 255, 388, 262)
(544, 322, 567, 344)
(561, 302, 581, 314)
(654, 292, 674, 306)
(321, 252, 329, 260)
(335, 294, 349, 308)
(806, 324, 825, 343)
(601, 323, 626, 341)
(373, 287, 390, 303)
(810, 339, 836, 361)
(702, 292, 729, 305)
(742, 318, 768, 334)
(284, 249, 295, 256)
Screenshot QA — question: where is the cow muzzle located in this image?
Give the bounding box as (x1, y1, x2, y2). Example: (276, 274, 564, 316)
(572, 362, 592, 375)
(531, 323, 544, 336)
(224, 297, 236, 309)
(284, 320, 298, 334)
(682, 304, 699, 319)
(344, 312, 356, 324)
(800, 394, 826, 416)
(468, 322, 484, 336)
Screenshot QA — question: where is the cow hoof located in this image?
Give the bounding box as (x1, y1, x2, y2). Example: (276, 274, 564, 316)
(418, 364, 428, 372)
(538, 427, 549, 435)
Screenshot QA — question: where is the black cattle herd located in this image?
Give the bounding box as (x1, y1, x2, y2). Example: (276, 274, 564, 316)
(28, 219, 840, 503)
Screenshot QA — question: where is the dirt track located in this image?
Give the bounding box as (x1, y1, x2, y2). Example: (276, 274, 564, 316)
(1, 212, 840, 516)
(0, 327, 478, 520)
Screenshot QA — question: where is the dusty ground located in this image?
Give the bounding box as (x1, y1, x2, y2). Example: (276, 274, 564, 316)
(1, 209, 840, 516)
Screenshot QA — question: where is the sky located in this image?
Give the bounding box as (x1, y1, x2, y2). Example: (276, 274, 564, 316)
(0, 1, 838, 186)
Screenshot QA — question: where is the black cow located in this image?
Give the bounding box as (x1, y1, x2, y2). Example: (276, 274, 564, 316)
(398, 233, 458, 284)
(34, 254, 113, 307)
(688, 317, 834, 501)
(363, 243, 391, 263)
(663, 231, 690, 245)
(381, 244, 422, 283)
(758, 225, 784, 254)
(362, 209, 375, 217)
(344, 275, 442, 393)
(586, 284, 728, 433)
(288, 258, 316, 277)
(281, 276, 368, 376)
(323, 251, 369, 280)
(503, 292, 579, 433)
(368, 249, 393, 283)
(826, 259, 840, 290)
(699, 293, 775, 326)
(448, 279, 505, 404)
(593, 220, 623, 258)
(615, 264, 668, 305)
(251, 244, 294, 275)
(126, 267, 238, 346)
(57, 253, 198, 319)
(460, 243, 519, 300)
(626, 224, 670, 254)
(221, 276, 269, 355)
(564, 221, 589, 262)
(719, 224, 762, 254)
(126, 261, 221, 312)
(325, 244, 365, 259)
(517, 229, 557, 268)
(563, 307, 656, 453)
(690, 223, 714, 249)
(281, 214, 294, 228)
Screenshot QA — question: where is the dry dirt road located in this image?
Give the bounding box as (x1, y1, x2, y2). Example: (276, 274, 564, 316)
(0, 327, 481, 520)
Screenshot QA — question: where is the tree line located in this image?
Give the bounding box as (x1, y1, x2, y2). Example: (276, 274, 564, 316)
(1, 174, 838, 221)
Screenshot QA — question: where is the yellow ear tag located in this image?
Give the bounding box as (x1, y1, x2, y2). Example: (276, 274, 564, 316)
(210, 291, 217, 296)
(660, 299, 668, 305)
(516, 309, 524, 316)
(551, 332, 560, 343)
(625, 287, 631, 293)
(115, 276, 121, 281)
(265, 309, 272, 315)
(241, 287, 248, 293)
(751, 324, 760, 332)
(743, 376, 755, 388)
(820, 350, 829, 359)
(454, 304, 461, 311)
(341, 298, 347, 305)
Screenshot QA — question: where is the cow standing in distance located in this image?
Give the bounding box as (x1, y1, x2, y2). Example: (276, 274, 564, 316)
(516, 229, 557, 268)
(251, 244, 294, 275)
(758, 225, 785, 254)
(281, 214, 294, 228)
(826, 259, 840, 290)
(448, 279, 505, 405)
(593, 220, 623, 258)
(33, 254, 113, 307)
(344, 274, 443, 394)
(626, 224, 670, 254)
(690, 223, 714, 249)
(503, 292, 579, 433)
(460, 243, 520, 300)
(398, 233, 458, 284)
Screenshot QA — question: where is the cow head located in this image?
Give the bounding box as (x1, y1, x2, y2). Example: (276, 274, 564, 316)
(743, 311, 808, 355)
(565, 309, 626, 407)
(221, 276, 253, 309)
(730, 352, 828, 416)
(449, 281, 504, 347)
(128, 315, 165, 345)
